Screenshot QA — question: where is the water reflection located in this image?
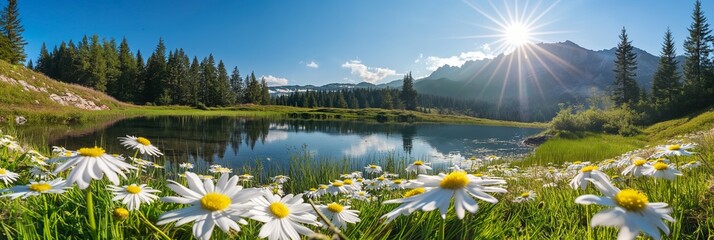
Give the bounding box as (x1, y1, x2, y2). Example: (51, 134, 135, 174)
(34, 116, 541, 170)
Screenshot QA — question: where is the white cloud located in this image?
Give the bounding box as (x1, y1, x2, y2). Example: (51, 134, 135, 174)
(260, 75, 289, 86)
(343, 134, 397, 157)
(341, 60, 398, 84)
(306, 61, 319, 68)
(418, 44, 495, 71)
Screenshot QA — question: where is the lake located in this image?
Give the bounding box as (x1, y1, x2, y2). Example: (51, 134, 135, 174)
(22, 116, 542, 171)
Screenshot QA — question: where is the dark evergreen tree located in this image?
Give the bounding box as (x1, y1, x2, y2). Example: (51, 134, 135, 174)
(200, 54, 217, 105)
(260, 78, 270, 105)
(382, 90, 394, 109)
(135, 50, 146, 103)
(230, 67, 243, 104)
(36, 42, 51, 73)
(611, 27, 639, 106)
(104, 38, 120, 96)
(215, 60, 234, 106)
(245, 72, 261, 104)
(401, 72, 418, 110)
(0, 0, 26, 64)
(115, 38, 137, 102)
(144, 38, 167, 104)
(651, 28, 681, 107)
(24, 58, 31, 69)
(187, 57, 201, 105)
(682, 0, 714, 108)
(87, 35, 107, 91)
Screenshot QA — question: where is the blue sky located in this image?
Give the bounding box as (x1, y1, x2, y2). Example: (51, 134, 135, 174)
(22, 1, 700, 86)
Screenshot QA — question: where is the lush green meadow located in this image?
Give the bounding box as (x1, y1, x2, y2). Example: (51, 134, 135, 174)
(0, 118, 712, 240)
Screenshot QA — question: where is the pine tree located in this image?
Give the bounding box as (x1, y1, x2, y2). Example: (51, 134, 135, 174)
(144, 38, 167, 104)
(401, 72, 418, 110)
(116, 37, 137, 102)
(200, 54, 217, 105)
(611, 27, 639, 106)
(337, 92, 348, 108)
(230, 67, 243, 104)
(87, 35, 107, 91)
(24, 58, 31, 69)
(245, 72, 260, 104)
(188, 57, 201, 105)
(0, 0, 26, 64)
(36, 42, 51, 73)
(215, 60, 234, 106)
(135, 50, 146, 103)
(104, 38, 120, 96)
(651, 28, 681, 107)
(682, 0, 714, 107)
(260, 78, 270, 105)
(382, 90, 394, 109)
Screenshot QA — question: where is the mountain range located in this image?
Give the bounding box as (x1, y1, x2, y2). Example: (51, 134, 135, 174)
(270, 40, 683, 120)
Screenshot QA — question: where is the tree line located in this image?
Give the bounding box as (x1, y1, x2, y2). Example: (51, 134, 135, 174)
(32, 36, 270, 107)
(0, 0, 25, 65)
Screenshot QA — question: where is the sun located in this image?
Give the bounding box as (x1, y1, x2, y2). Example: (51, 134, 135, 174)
(504, 23, 531, 47)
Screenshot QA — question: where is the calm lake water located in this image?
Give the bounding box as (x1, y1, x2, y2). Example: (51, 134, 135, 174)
(24, 117, 542, 170)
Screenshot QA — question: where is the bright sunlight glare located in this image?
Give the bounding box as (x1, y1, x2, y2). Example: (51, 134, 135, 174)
(505, 23, 531, 47)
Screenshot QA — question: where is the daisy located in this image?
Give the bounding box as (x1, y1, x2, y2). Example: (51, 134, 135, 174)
(388, 179, 408, 190)
(118, 135, 163, 157)
(52, 146, 136, 189)
(264, 183, 285, 196)
(652, 143, 695, 158)
(681, 161, 701, 170)
(342, 178, 361, 191)
(575, 178, 673, 240)
(210, 167, 233, 174)
(0, 168, 20, 185)
(318, 202, 360, 230)
(157, 172, 262, 240)
(316, 184, 329, 196)
(304, 188, 320, 199)
(131, 157, 154, 170)
(107, 184, 161, 211)
(239, 174, 254, 182)
(643, 162, 682, 180)
(599, 159, 618, 170)
(364, 164, 382, 174)
(2, 178, 69, 199)
(513, 191, 536, 203)
(249, 193, 320, 240)
(326, 180, 349, 195)
(271, 175, 289, 184)
(351, 190, 373, 202)
(382, 170, 507, 221)
(179, 162, 195, 169)
(566, 161, 590, 170)
(29, 166, 53, 180)
(405, 160, 432, 174)
(569, 165, 610, 190)
(621, 158, 653, 177)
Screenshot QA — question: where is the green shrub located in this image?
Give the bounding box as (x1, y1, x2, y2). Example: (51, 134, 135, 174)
(550, 105, 642, 136)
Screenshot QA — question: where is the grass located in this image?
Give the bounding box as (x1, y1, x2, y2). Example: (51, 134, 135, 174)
(0, 121, 712, 239)
(645, 108, 714, 140)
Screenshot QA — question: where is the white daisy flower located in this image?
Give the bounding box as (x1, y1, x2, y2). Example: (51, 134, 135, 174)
(643, 162, 682, 180)
(566, 161, 590, 170)
(326, 180, 349, 195)
(318, 202, 360, 230)
(303, 188, 320, 199)
(575, 178, 673, 240)
(238, 174, 254, 182)
(249, 193, 320, 240)
(2, 178, 70, 199)
(598, 159, 618, 170)
(118, 135, 163, 157)
(484, 155, 500, 162)
(52, 146, 136, 189)
(513, 190, 536, 203)
(351, 190, 373, 202)
(107, 184, 161, 211)
(264, 183, 285, 196)
(29, 166, 53, 180)
(179, 162, 195, 169)
(0, 168, 20, 185)
(542, 182, 557, 188)
(342, 178, 361, 191)
(157, 172, 262, 240)
(198, 174, 214, 180)
(271, 175, 289, 184)
(681, 160, 701, 170)
(364, 164, 382, 174)
(388, 179, 408, 190)
(652, 143, 695, 158)
(621, 158, 653, 177)
(382, 170, 507, 221)
(405, 160, 432, 174)
(210, 167, 233, 174)
(131, 157, 154, 169)
(381, 187, 426, 221)
(569, 165, 610, 190)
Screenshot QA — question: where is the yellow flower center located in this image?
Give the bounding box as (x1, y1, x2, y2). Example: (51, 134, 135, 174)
(126, 184, 142, 194)
(343, 179, 353, 185)
(604, 159, 615, 164)
(64, 152, 73, 157)
(113, 208, 129, 220)
(369, 165, 377, 169)
(0, 168, 6, 174)
(326, 202, 344, 213)
(653, 162, 669, 170)
(439, 171, 469, 189)
(573, 161, 582, 164)
(29, 183, 52, 192)
(377, 176, 386, 181)
(633, 159, 647, 166)
(200, 192, 231, 211)
(614, 189, 649, 211)
(667, 144, 680, 151)
(332, 181, 344, 187)
(358, 191, 366, 196)
(413, 161, 424, 166)
(356, 178, 364, 182)
(309, 188, 317, 191)
(78, 147, 105, 157)
(136, 137, 151, 146)
(393, 179, 403, 184)
(269, 202, 290, 218)
(403, 187, 425, 197)
(520, 192, 530, 198)
(580, 165, 598, 172)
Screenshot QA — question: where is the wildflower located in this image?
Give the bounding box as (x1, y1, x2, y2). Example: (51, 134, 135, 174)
(351, 190, 373, 202)
(382, 170, 507, 221)
(569, 165, 609, 190)
(621, 158, 653, 177)
(249, 193, 320, 240)
(0, 168, 20, 185)
(513, 191, 536, 203)
(239, 173, 254, 182)
(405, 160, 432, 174)
(599, 159, 618, 170)
(316, 184, 329, 196)
(113, 207, 130, 220)
(643, 162, 682, 180)
(210, 166, 233, 174)
(118, 135, 163, 157)
(131, 157, 154, 169)
(575, 179, 673, 240)
(342, 178, 361, 191)
(542, 182, 557, 188)
(652, 143, 695, 158)
(107, 184, 161, 211)
(326, 180, 349, 195)
(29, 166, 53, 180)
(271, 175, 289, 184)
(179, 162, 194, 169)
(388, 179, 408, 190)
(52, 146, 136, 189)
(681, 161, 701, 170)
(364, 164, 382, 174)
(157, 172, 262, 240)
(304, 188, 320, 199)
(318, 202, 360, 230)
(566, 161, 590, 170)
(198, 174, 214, 180)
(2, 178, 69, 199)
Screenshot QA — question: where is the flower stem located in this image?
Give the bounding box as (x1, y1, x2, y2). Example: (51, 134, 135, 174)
(138, 211, 172, 240)
(42, 195, 52, 240)
(307, 199, 350, 240)
(441, 218, 446, 240)
(86, 184, 98, 240)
